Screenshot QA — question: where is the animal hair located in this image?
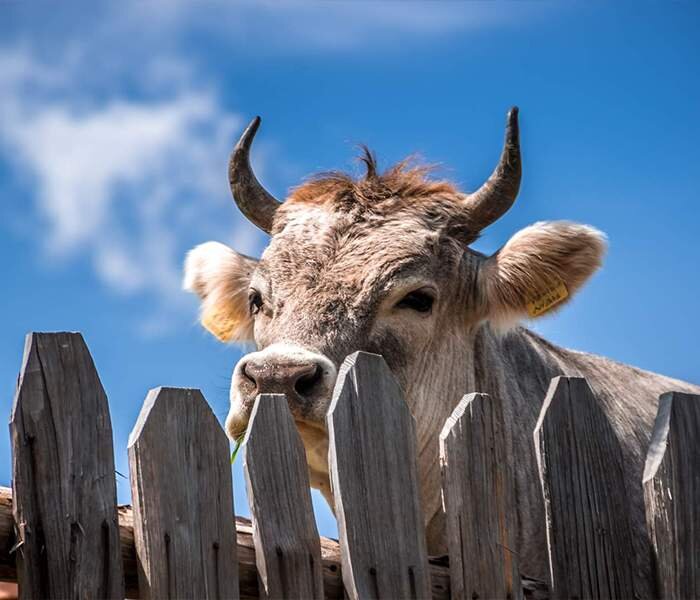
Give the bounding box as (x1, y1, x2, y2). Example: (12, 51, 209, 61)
(183, 242, 256, 342)
(287, 149, 462, 214)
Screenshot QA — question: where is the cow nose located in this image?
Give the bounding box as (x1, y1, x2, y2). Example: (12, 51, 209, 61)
(242, 359, 323, 398)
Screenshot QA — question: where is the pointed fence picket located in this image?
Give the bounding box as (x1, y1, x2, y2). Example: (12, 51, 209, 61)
(128, 386, 239, 599)
(10, 332, 123, 599)
(534, 376, 638, 600)
(1, 332, 698, 599)
(243, 393, 324, 599)
(439, 392, 522, 600)
(328, 351, 432, 600)
(643, 391, 700, 599)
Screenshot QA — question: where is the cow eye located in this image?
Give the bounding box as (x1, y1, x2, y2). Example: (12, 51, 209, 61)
(248, 289, 263, 315)
(395, 290, 434, 313)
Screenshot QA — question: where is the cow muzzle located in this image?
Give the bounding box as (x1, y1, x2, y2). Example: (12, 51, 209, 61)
(226, 342, 337, 440)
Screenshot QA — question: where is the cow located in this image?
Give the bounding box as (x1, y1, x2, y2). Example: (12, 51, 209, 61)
(183, 109, 700, 592)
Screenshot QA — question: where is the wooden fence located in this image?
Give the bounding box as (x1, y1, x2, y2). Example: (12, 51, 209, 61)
(0, 332, 698, 599)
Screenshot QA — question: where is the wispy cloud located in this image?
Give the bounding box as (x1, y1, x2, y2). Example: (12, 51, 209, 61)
(123, 0, 533, 52)
(0, 2, 546, 337)
(0, 47, 265, 334)
(5, 1, 545, 66)
(6, 91, 218, 253)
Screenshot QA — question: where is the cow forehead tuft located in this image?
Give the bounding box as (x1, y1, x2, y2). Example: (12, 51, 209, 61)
(267, 155, 485, 245)
(285, 153, 460, 209)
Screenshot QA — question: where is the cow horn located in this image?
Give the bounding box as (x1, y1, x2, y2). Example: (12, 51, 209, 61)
(228, 116, 281, 233)
(463, 106, 521, 230)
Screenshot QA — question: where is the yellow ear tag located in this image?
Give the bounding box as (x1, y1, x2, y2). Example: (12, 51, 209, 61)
(526, 279, 569, 317)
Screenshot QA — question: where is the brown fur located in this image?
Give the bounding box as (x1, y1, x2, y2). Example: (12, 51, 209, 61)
(287, 150, 458, 207)
(278, 151, 481, 244)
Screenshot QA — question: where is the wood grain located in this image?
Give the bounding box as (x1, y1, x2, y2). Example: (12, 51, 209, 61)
(0, 486, 556, 599)
(243, 394, 324, 599)
(439, 393, 522, 600)
(643, 391, 700, 599)
(327, 351, 431, 600)
(128, 387, 239, 599)
(9, 332, 124, 599)
(534, 376, 636, 600)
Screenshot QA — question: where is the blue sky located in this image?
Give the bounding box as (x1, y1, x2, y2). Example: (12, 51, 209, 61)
(1, 2, 699, 539)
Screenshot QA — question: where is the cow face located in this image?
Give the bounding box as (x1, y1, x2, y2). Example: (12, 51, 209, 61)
(183, 111, 606, 497)
(184, 205, 472, 491)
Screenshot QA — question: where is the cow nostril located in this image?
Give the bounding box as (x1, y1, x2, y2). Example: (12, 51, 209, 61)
(294, 364, 322, 397)
(242, 362, 258, 387)
(241, 358, 324, 398)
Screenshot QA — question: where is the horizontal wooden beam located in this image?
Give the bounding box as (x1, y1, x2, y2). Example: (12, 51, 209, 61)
(0, 487, 458, 599)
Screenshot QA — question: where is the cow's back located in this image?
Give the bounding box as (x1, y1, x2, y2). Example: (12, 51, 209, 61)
(505, 327, 700, 594)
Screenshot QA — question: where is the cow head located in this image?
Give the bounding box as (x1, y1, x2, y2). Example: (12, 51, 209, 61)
(183, 109, 606, 504)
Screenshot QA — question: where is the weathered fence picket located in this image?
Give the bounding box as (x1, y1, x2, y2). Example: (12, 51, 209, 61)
(439, 392, 522, 600)
(643, 391, 700, 599)
(10, 332, 124, 599)
(328, 351, 431, 600)
(2, 330, 697, 600)
(534, 376, 637, 600)
(128, 387, 239, 599)
(243, 393, 324, 599)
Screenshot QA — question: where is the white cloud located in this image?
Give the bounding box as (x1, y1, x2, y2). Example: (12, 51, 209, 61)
(0, 47, 266, 333)
(0, 2, 547, 337)
(120, 0, 538, 52)
(7, 94, 217, 251)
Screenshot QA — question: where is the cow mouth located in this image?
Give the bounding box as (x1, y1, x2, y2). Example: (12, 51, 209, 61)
(226, 420, 249, 443)
(225, 401, 328, 444)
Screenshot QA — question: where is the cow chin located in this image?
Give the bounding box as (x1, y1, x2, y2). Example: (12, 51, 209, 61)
(225, 395, 332, 501)
(295, 419, 332, 498)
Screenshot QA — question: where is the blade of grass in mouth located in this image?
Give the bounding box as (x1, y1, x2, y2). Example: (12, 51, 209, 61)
(230, 434, 245, 465)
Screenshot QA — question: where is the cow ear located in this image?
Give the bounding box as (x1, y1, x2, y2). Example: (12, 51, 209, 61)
(183, 242, 258, 342)
(478, 221, 606, 329)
